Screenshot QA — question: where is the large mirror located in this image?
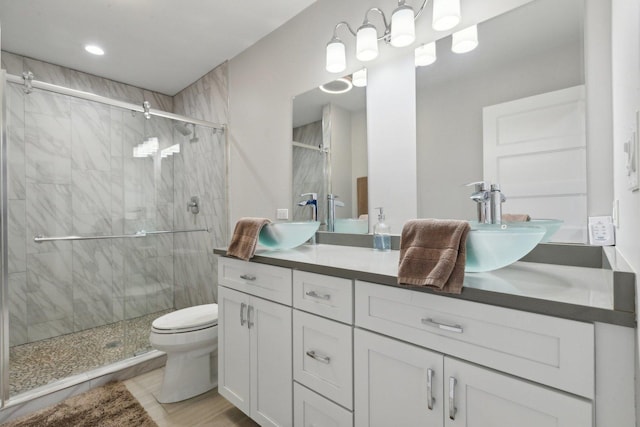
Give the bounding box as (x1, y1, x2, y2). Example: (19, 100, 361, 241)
(416, 0, 588, 242)
(291, 77, 367, 231)
(292, 0, 595, 241)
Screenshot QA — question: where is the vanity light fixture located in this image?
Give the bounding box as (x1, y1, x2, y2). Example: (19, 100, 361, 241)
(325, 0, 463, 73)
(84, 44, 105, 56)
(451, 24, 478, 53)
(415, 42, 437, 66)
(352, 68, 367, 87)
(319, 77, 353, 94)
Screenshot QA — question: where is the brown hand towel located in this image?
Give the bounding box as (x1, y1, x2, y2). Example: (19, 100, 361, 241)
(226, 217, 271, 261)
(502, 213, 531, 222)
(397, 219, 471, 294)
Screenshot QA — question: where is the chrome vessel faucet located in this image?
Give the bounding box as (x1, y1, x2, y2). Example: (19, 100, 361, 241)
(468, 181, 506, 224)
(298, 193, 318, 243)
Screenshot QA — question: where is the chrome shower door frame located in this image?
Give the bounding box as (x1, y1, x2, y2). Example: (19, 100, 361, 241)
(0, 70, 10, 408)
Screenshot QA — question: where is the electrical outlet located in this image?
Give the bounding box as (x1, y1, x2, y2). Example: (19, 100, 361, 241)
(276, 208, 289, 220)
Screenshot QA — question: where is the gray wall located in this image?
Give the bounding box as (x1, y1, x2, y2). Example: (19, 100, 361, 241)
(173, 63, 229, 309)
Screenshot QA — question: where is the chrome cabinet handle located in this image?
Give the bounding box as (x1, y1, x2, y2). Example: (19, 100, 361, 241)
(421, 317, 463, 333)
(240, 274, 256, 281)
(247, 305, 254, 329)
(306, 350, 331, 364)
(305, 290, 331, 300)
(427, 368, 435, 410)
(449, 377, 457, 420)
(240, 302, 247, 326)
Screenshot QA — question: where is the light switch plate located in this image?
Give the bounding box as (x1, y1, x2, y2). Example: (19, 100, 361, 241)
(276, 208, 289, 220)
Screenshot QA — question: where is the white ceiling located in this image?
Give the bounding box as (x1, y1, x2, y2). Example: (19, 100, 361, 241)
(0, 0, 316, 95)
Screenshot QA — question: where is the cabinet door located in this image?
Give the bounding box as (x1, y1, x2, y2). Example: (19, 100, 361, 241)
(250, 295, 293, 427)
(444, 357, 592, 427)
(218, 286, 251, 415)
(354, 329, 444, 427)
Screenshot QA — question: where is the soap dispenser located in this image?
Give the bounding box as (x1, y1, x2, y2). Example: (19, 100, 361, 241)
(373, 207, 391, 252)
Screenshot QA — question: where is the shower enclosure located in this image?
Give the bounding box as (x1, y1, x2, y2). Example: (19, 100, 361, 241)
(0, 67, 227, 406)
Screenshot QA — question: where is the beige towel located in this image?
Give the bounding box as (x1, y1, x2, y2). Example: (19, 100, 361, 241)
(226, 217, 271, 261)
(397, 219, 471, 294)
(502, 213, 531, 222)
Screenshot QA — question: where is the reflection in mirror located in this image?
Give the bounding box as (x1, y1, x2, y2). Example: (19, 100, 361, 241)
(292, 75, 367, 231)
(416, 0, 586, 243)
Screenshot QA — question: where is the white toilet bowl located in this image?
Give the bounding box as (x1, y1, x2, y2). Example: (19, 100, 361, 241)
(149, 303, 218, 403)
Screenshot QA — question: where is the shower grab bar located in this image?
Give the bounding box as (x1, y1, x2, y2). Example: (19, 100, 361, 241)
(33, 228, 209, 243)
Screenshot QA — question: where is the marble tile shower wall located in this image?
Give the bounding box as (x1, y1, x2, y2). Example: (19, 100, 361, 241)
(292, 121, 326, 223)
(2, 52, 177, 346)
(172, 62, 228, 309)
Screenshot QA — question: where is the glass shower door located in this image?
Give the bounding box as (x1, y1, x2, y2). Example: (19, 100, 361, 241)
(3, 79, 177, 397)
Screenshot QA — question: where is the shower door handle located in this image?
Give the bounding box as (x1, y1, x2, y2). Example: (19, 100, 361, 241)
(240, 303, 247, 326)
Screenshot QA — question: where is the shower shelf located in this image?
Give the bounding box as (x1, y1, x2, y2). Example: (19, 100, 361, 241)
(33, 228, 209, 243)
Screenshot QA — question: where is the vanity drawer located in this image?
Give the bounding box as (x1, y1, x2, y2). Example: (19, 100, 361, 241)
(218, 257, 292, 305)
(355, 281, 595, 399)
(293, 270, 353, 324)
(294, 310, 353, 409)
(294, 382, 353, 427)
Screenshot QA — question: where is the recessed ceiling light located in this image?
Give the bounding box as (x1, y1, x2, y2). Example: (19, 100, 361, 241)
(319, 77, 353, 94)
(84, 44, 105, 56)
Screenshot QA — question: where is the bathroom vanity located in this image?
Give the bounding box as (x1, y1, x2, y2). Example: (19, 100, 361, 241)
(215, 244, 636, 427)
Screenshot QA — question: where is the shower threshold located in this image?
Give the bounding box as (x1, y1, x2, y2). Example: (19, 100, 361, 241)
(9, 310, 172, 397)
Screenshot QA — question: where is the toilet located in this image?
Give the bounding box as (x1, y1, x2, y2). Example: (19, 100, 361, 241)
(149, 303, 218, 403)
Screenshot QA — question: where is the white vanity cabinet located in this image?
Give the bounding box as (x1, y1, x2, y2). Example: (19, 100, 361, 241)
(354, 329, 592, 427)
(217, 258, 293, 427)
(292, 270, 355, 427)
(354, 280, 595, 427)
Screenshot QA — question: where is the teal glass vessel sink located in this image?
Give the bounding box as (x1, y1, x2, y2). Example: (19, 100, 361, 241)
(465, 223, 546, 272)
(334, 218, 368, 234)
(258, 221, 320, 250)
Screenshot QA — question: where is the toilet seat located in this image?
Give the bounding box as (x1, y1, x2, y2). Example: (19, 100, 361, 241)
(151, 304, 218, 334)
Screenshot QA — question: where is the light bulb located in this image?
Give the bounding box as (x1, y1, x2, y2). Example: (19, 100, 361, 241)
(432, 0, 461, 31)
(352, 68, 367, 87)
(390, 4, 415, 47)
(415, 42, 437, 67)
(356, 24, 379, 62)
(326, 38, 346, 73)
(452, 25, 478, 53)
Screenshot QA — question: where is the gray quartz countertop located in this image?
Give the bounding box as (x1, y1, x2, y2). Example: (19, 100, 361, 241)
(214, 244, 635, 328)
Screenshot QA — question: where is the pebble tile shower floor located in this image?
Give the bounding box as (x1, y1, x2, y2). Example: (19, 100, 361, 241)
(9, 310, 172, 397)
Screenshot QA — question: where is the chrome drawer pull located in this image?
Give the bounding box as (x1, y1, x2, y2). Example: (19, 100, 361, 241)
(426, 368, 435, 410)
(305, 290, 331, 300)
(421, 317, 463, 333)
(240, 274, 256, 281)
(449, 377, 457, 420)
(306, 350, 331, 364)
(240, 302, 247, 326)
